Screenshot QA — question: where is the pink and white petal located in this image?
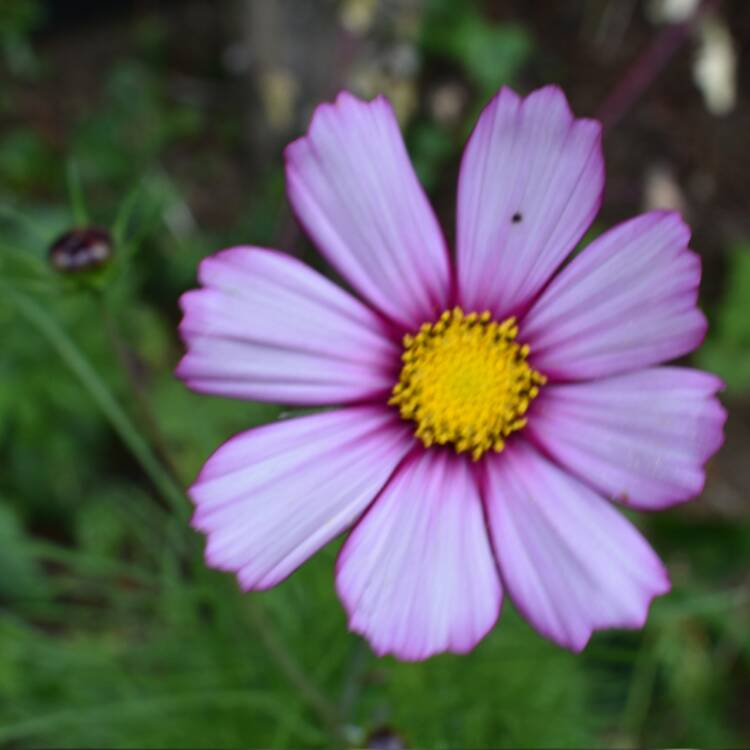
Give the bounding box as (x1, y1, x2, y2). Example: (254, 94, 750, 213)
(191, 406, 414, 589)
(177, 247, 399, 405)
(337, 450, 502, 661)
(457, 85, 603, 319)
(285, 92, 451, 330)
(483, 442, 669, 652)
(526, 368, 726, 510)
(522, 211, 707, 380)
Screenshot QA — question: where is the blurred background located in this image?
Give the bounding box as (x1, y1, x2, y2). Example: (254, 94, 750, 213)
(1, 0, 748, 747)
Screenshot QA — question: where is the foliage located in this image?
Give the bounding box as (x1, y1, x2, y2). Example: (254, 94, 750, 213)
(422, 0, 533, 101)
(0, 0, 42, 77)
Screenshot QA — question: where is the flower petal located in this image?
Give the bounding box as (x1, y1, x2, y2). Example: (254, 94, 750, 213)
(483, 441, 670, 652)
(177, 247, 399, 404)
(191, 406, 414, 589)
(457, 85, 603, 318)
(337, 450, 502, 660)
(526, 368, 726, 510)
(285, 92, 451, 330)
(522, 211, 707, 380)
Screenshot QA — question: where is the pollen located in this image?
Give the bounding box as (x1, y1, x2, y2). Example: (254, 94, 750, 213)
(389, 307, 546, 461)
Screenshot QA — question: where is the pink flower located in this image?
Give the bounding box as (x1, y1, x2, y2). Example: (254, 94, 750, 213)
(177, 85, 726, 660)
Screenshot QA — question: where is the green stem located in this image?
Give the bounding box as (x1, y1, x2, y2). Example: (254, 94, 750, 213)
(66, 160, 89, 225)
(95, 291, 187, 487)
(9, 285, 342, 742)
(244, 599, 346, 746)
(339, 638, 369, 721)
(6, 286, 189, 523)
(620, 637, 658, 742)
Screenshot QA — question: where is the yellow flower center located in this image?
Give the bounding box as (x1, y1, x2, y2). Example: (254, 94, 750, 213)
(389, 307, 546, 461)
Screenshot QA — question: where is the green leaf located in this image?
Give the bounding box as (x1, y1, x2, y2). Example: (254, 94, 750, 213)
(422, 3, 533, 97)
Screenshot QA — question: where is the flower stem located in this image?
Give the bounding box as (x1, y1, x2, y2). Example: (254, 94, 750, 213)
(94, 290, 187, 488)
(6, 285, 189, 523)
(339, 638, 369, 722)
(244, 599, 347, 745)
(596, 0, 720, 133)
(8, 284, 346, 743)
(620, 637, 658, 742)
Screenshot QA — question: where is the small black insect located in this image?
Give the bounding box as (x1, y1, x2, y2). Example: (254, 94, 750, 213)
(511, 211, 523, 224)
(48, 227, 113, 273)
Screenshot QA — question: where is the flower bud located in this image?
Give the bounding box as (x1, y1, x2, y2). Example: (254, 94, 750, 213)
(48, 227, 112, 273)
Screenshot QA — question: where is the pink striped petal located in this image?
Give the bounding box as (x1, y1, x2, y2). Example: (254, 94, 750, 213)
(285, 92, 451, 330)
(457, 85, 603, 318)
(191, 406, 414, 589)
(522, 211, 707, 380)
(336, 450, 502, 660)
(483, 442, 670, 652)
(526, 368, 726, 510)
(177, 247, 399, 405)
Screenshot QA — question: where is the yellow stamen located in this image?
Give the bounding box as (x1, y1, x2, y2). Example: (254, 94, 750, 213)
(389, 307, 546, 461)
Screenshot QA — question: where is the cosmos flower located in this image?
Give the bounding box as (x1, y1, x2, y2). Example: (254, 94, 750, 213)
(177, 85, 726, 660)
